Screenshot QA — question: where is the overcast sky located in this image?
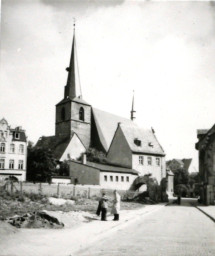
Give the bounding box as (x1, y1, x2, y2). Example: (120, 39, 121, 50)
(1, 0, 215, 171)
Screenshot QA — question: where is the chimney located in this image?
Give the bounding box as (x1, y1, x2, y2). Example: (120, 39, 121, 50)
(82, 154, 87, 165)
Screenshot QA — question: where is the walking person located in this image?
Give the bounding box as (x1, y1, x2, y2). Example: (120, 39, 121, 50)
(98, 192, 108, 221)
(112, 190, 120, 221)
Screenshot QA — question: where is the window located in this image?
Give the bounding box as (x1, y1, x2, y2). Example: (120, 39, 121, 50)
(9, 160, 14, 169)
(134, 138, 141, 146)
(15, 133, 20, 139)
(4, 131, 7, 137)
(121, 176, 124, 182)
(0, 143, 5, 153)
(79, 107, 85, 121)
(10, 144, 15, 153)
(19, 144, 24, 154)
(156, 157, 160, 166)
(147, 156, 152, 166)
(116, 176, 119, 182)
(18, 160, 23, 170)
(104, 175, 107, 182)
(0, 159, 5, 169)
(139, 156, 144, 165)
(61, 107, 66, 120)
(110, 176, 113, 182)
(126, 176, 129, 182)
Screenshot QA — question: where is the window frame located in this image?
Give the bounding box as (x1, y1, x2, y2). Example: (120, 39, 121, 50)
(121, 176, 124, 182)
(0, 159, 5, 169)
(110, 175, 113, 182)
(147, 156, 152, 166)
(139, 155, 144, 165)
(0, 143, 5, 153)
(18, 160, 24, 170)
(126, 176, 129, 182)
(79, 107, 85, 121)
(156, 157, 160, 166)
(9, 159, 14, 169)
(104, 175, 107, 182)
(19, 144, 24, 154)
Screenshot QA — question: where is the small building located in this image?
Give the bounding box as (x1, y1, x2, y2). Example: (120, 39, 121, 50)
(0, 118, 27, 181)
(68, 159, 138, 190)
(196, 127, 215, 205)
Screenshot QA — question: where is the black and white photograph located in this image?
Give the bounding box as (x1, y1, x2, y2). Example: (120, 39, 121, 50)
(0, 0, 215, 255)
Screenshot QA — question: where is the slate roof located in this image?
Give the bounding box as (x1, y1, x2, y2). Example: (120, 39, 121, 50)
(119, 123, 165, 156)
(92, 108, 135, 151)
(78, 161, 138, 175)
(36, 135, 71, 160)
(10, 127, 27, 142)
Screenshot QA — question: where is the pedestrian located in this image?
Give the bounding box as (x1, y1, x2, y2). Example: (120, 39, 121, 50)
(112, 190, 120, 221)
(98, 192, 108, 221)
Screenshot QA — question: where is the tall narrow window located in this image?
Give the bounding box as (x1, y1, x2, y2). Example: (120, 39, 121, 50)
(10, 144, 15, 153)
(0, 159, 5, 169)
(126, 176, 129, 182)
(139, 156, 144, 165)
(116, 176, 119, 182)
(156, 157, 160, 166)
(147, 156, 152, 166)
(61, 107, 66, 120)
(15, 133, 20, 139)
(110, 176, 113, 182)
(19, 144, 24, 154)
(18, 160, 24, 170)
(104, 175, 107, 182)
(0, 143, 5, 153)
(9, 160, 14, 169)
(121, 176, 124, 182)
(79, 107, 85, 121)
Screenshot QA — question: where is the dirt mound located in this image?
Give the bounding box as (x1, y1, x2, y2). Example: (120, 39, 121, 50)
(0, 221, 18, 236)
(7, 211, 64, 229)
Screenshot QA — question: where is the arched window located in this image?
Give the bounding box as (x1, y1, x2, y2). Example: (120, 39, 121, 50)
(79, 107, 85, 121)
(61, 107, 66, 120)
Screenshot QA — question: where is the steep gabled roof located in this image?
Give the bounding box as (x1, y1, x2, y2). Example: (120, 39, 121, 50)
(36, 135, 71, 160)
(92, 108, 135, 152)
(182, 158, 192, 172)
(119, 123, 165, 156)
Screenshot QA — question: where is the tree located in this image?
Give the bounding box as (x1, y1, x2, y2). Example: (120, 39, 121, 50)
(57, 160, 70, 176)
(27, 147, 56, 183)
(82, 147, 107, 163)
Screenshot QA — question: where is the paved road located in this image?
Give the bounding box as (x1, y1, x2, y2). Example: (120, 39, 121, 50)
(77, 199, 215, 256)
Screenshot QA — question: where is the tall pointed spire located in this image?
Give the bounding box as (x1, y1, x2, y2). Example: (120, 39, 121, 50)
(64, 21, 76, 99)
(130, 90, 136, 121)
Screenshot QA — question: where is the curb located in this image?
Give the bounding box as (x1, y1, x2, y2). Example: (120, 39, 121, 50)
(195, 206, 215, 223)
(71, 204, 167, 255)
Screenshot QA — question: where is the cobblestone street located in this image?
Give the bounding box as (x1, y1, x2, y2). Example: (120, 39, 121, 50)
(77, 199, 215, 256)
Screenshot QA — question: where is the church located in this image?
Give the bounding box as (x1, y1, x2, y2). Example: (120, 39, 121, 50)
(36, 26, 166, 190)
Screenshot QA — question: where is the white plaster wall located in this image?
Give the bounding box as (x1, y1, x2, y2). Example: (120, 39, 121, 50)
(132, 154, 165, 184)
(52, 178, 71, 184)
(167, 175, 174, 193)
(60, 134, 86, 161)
(100, 172, 137, 190)
(0, 124, 27, 181)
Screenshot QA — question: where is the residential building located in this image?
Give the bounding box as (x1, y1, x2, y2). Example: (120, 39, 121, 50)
(196, 126, 215, 205)
(0, 118, 27, 181)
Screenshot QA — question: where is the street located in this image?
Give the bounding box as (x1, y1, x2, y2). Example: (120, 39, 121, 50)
(77, 199, 215, 256)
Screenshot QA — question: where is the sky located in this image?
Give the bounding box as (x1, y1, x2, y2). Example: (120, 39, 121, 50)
(1, 0, 215, 172)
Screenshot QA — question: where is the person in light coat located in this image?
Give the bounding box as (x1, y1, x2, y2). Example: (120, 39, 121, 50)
(112, 190, 120, 221)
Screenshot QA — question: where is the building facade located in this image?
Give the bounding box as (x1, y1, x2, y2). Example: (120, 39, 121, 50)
(196, 127, 215, 205)
(0, 118, 27, 181)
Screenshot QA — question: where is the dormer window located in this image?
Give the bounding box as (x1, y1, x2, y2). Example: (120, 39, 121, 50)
(79, 107, 85, 121)
(134, 138, 141, 146)
(148, 142, 153, 147)
(15, 133, 20, 139)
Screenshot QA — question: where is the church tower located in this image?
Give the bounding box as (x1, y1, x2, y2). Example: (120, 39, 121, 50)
(55, 24, 91, 148)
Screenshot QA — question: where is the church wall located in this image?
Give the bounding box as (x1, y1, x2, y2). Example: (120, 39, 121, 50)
(70, 102, 91, 148)
(107, 126, 132, 168)
(55, 101, 71, 138)
(69, 161, 100, 185)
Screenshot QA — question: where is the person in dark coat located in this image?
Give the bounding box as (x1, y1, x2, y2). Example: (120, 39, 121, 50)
(96, 192, 108, 221)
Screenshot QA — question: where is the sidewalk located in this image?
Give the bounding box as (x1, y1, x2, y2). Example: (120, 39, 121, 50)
(195, 205, 215, 222)
(0, 204, 165, 256)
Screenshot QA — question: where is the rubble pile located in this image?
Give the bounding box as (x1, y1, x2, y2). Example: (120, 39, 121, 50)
(7, 211, 64, 229)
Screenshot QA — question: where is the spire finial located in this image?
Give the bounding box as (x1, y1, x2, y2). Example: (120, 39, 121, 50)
(130, 90, 136, 121)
